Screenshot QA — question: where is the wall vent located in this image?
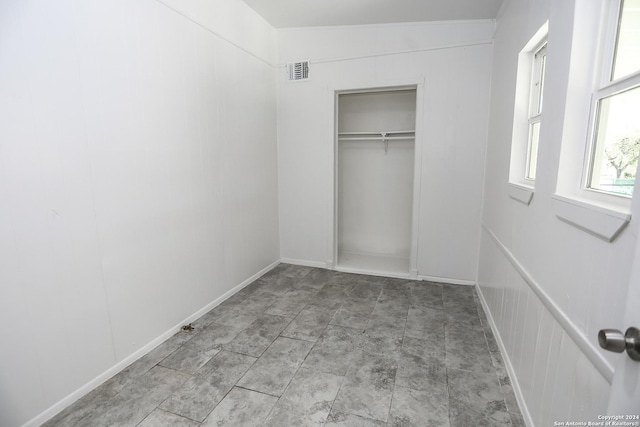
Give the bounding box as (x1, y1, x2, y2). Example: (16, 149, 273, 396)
(286, 61, 310, 81)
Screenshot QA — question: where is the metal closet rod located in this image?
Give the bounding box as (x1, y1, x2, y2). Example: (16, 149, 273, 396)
(338, 130, 415, 142)
(337, 136, 414, 141)
(337, 130, 415, 153)
(338, 130, 415, 135)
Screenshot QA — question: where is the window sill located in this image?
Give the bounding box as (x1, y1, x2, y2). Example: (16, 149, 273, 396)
(552, 194, 631, 242)
(508, 182, 535, 205)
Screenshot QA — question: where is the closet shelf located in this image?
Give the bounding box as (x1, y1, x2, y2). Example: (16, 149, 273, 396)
(338, 130, 414, 135)
(338, 130, 415, 152)
(338, 130, 415, 141)
(338, 136, 414, 141)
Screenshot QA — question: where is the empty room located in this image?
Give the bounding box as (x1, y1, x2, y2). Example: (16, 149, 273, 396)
(1, 0, 640, 426)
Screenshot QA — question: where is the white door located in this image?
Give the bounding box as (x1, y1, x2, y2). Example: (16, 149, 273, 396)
(606, 223, 640, 413)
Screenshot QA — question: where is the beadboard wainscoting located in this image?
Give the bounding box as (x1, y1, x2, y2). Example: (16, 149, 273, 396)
(477, 225, 612, 427)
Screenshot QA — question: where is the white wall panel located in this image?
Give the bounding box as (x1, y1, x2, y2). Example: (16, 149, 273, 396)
(277, 21, 494, 282)
(338, 141, 415, 256)
(416, 45, 490, 280)
(276, 71, 339, 263)
(477, 230, 612, 426)
(478, 0, 640, 424)
(0, 0, 278, 425)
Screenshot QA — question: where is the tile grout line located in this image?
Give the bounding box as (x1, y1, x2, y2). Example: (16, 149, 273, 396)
(259, 338, 317, 424)
(198, 352, 263, 425)
(45, 267, 522, 427)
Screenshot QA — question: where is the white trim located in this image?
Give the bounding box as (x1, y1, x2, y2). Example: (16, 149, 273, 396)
(576, 0, 638, 207)
(582, 83, 640, 201)
(328, 78, 426, 278)
(528, 43, 547, 117)
(330, 80, 424, 94)
(328, 87, 339, 273)
(417, 275, 475, 286)
(475, 284, 534, 427)
(411, 82, 426, 279)
(305, 40, 493, 66)
(508, 182, 535, 205)
(597, 0, 623, 88)
(596, 71, 640, 99)
(481, 223, 615, 383)
(335, 265, 416, 280)
(25, 260, 280, 427)
(552, 194, 631, 242)
(280, 257, 328, 269)
(554, 0, 627, 209)
(153, 0, 276, 68)
(284, 255, 475, 285)
(523, 21, 549, 52)
(509, 22, 549, 187)
(277, 18, 497, 33)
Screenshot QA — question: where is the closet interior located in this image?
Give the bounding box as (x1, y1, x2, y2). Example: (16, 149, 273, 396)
(336, 88, 417, 276)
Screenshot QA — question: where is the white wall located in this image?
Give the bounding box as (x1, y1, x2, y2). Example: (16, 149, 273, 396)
(478, 0, 639, 424)
(277, 21, 494, 282)
(0, 1, 278, 426)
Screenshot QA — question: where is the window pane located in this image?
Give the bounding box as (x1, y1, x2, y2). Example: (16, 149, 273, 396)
(530, 45, 547, 117)
(535, 48, 547, 115)
(526, 121, 540, 180)
(589, 85, 640, 196)
(612, 0, 640, 80)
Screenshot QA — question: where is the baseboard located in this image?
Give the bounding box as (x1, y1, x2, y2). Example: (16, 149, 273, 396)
(335, 265, 415, 280)
(475, 284, 535, 427)
(417, 274, 475, 286)
(281, 257, 475, 285)
(280, 257, 329, 269)
(25, 259, 280, 427)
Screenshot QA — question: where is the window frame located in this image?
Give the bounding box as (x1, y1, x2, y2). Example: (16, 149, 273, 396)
(582, 0, 640, 199)
(507, 22, 548, 205)
(525, 42, 547, 181)
(552, 0, 635, 242)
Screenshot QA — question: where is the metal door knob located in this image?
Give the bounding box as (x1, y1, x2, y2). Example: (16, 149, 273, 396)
(598, 327, 640, 361)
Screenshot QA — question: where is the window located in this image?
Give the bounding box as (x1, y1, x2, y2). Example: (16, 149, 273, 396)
(552, 0, 636, 242)
(508, 23, 548, 204)
(586, 0, 640, 197)
(526, 43, 547, 181)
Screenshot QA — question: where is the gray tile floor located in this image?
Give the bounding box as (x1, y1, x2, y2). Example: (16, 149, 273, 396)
(45, 264, 525, 427)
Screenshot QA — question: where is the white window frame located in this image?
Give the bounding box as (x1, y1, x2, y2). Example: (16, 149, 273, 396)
(582, 0, 640, 200)
(508, 22, 548, 205)
(552, 0, 635, 242)
(525, 42, 547, 181)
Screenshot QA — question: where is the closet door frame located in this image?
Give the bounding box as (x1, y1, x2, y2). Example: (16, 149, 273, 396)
(327, 78, 425, 278)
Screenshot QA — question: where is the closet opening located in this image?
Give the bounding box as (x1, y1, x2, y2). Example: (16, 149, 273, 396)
(335, 87, 417, 277)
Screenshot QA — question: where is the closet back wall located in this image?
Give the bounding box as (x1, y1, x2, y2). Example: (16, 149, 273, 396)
(277, 21, 494, 283)
(0, 1, 278, 425)
(337, 90, 416, 264)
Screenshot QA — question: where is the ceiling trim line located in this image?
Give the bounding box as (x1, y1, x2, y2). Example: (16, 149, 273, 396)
(276, 18, 497, 32)
(277, 39, 493, 68)
(154, 0, 277, 68)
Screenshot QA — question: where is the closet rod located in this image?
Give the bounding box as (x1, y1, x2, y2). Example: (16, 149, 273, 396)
(338, 130, 415, 136)
(338, 136, 415, 141)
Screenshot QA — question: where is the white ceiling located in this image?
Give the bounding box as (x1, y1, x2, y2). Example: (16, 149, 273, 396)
(240, 0, 505, 28)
